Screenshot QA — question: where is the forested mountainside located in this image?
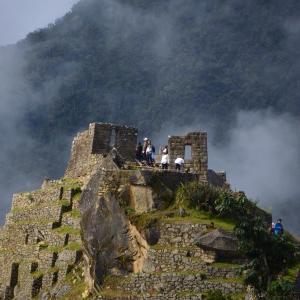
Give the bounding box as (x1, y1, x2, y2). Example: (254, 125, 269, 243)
(0, 0, 300, 222)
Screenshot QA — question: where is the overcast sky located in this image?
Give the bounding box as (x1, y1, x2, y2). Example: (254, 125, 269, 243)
(0, 0, 79, 46)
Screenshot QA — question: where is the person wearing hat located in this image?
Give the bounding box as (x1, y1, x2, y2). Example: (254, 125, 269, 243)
(143, 138, 149, 161)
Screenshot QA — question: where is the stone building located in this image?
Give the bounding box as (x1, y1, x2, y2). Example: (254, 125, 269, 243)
(65, 123, 138, 178)
(0, 122, 236, 300)
(168, 132, 208, 179)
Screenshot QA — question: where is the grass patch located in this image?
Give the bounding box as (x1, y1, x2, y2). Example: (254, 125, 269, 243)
(65, 242, 82, 251)
(53, 226, 81, 235)
(31, 270, 44, 279)
(202, 291, 245, 300)
(166, 208, 236, 231)
(98, 289, 132, 299)
(208, 277, 244, 285)
(211, 262, 240, 269)
(61, 177, 83, 189)
(283, 262, 300, 282)
(69, 209, 81, 218)
(40, 245, 63, 253)
(16, 218, 56, 226)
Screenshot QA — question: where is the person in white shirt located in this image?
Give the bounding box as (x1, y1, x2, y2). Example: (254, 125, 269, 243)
(175, 157, 184, 171)
(161, 154, 169, 170)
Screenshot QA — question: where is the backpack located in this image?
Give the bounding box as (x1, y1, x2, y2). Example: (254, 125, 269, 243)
(274, 223, 283, 234)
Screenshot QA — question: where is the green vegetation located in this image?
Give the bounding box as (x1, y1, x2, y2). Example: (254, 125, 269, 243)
(69, 209, 81, 218)
(65, 242, 82, 251)
(211, 262, 240, 269)
(204, 290, 234, 300)
(167, 208, 235, 231)
(203, 291, 245, 300)
(175, 181, 299, 297)
(31, 270, 44, 279)
(53, 225, 81, 235)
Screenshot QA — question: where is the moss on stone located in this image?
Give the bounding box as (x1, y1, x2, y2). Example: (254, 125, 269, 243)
(31, 270, 44, 279)
(53, 225, 81, 235)
(65, 242, 82, 251)
(211, 262, 240, 269)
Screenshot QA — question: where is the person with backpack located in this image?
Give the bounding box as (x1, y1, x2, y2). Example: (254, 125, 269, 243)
(274, 219, 284, 235)
(143, 138, 149, 161)
(146, 140, 153, 166)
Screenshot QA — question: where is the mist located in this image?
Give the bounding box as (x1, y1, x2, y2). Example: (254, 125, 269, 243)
(154, 111, 300, 234)
(0, 0, 300, 236)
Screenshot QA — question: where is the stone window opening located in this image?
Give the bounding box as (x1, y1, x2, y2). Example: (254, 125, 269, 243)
(109, 128, 117, 148)
(32, 275, 43, 298)
(64, 234, 69, 246)
(52, 271, 58, 286)
(51, 252, 58, 268)
(9, 263, 19, 290)
(59, 187, 64, 200)
(184, 145, 192, 160)
(30, 262, 38, 273)
(25, 234, 29, 244)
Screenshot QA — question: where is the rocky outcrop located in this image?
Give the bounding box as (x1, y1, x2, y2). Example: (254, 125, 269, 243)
(79, 169, 149, 291)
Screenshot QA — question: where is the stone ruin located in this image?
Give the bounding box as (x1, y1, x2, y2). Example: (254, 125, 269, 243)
(66, 122, 226, 186)
(0, 122, 233, 300)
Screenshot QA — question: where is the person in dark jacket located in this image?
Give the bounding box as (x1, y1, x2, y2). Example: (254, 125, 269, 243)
(274, 219, 284, 235)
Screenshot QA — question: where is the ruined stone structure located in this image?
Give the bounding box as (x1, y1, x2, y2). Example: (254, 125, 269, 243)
(0, 122, 274, 300)
(168, 132, 208, 180)
(66, 123, 138, 178)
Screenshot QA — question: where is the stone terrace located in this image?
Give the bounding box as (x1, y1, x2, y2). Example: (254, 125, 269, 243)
(98, 222, 245, 300)
(0, 179, 84, 299)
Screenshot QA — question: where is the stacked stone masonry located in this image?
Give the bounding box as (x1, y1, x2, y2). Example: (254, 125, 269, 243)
(0, 179, 83, 300)
(98, 222, 245, 300)
(168, 132, 208, 180)
(65, 123, 138, 178)
(0, 123, 238, 299)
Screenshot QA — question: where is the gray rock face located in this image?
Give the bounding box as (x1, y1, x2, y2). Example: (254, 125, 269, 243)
(196, 229, 238, 253)
(79, 169, 148, 290)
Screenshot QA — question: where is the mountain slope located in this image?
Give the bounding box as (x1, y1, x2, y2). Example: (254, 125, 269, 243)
(0, 0, 300, 224)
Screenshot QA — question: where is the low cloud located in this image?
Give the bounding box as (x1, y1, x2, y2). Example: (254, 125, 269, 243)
(154, 110, 300, 234)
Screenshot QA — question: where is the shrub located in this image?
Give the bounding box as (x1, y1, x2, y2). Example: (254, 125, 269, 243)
(175, 181, 219, 214)
(215, 190, 247, 219)
(205, 290, 233, 300)
(266, 279, 295, 300)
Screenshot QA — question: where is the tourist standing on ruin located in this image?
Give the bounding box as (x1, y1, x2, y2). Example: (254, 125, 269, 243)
(274, 219, 284, 235)
(163, 145, 168, 154)
(143, 138, 149, 161)
(161, 153, 169, 170)
(146, 140, 154, 166)
(175, 157, 184, 171)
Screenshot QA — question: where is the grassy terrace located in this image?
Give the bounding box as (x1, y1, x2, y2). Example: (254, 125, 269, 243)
(166, 208, 236, 231)
(53, 225, 81, 235)
(129, 206, 236, 233)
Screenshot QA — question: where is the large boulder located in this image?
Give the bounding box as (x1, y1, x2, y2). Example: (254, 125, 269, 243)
(79, 170, 149, 292)
(196, 229, 238, 260)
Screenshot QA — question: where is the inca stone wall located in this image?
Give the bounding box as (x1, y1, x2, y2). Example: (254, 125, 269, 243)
(0, 123, 241, 300)
(98, 222, 245, 300)
(0, 178, 84, 300)
(65, 123, 137, 178)
(168, 132, 208, 180)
